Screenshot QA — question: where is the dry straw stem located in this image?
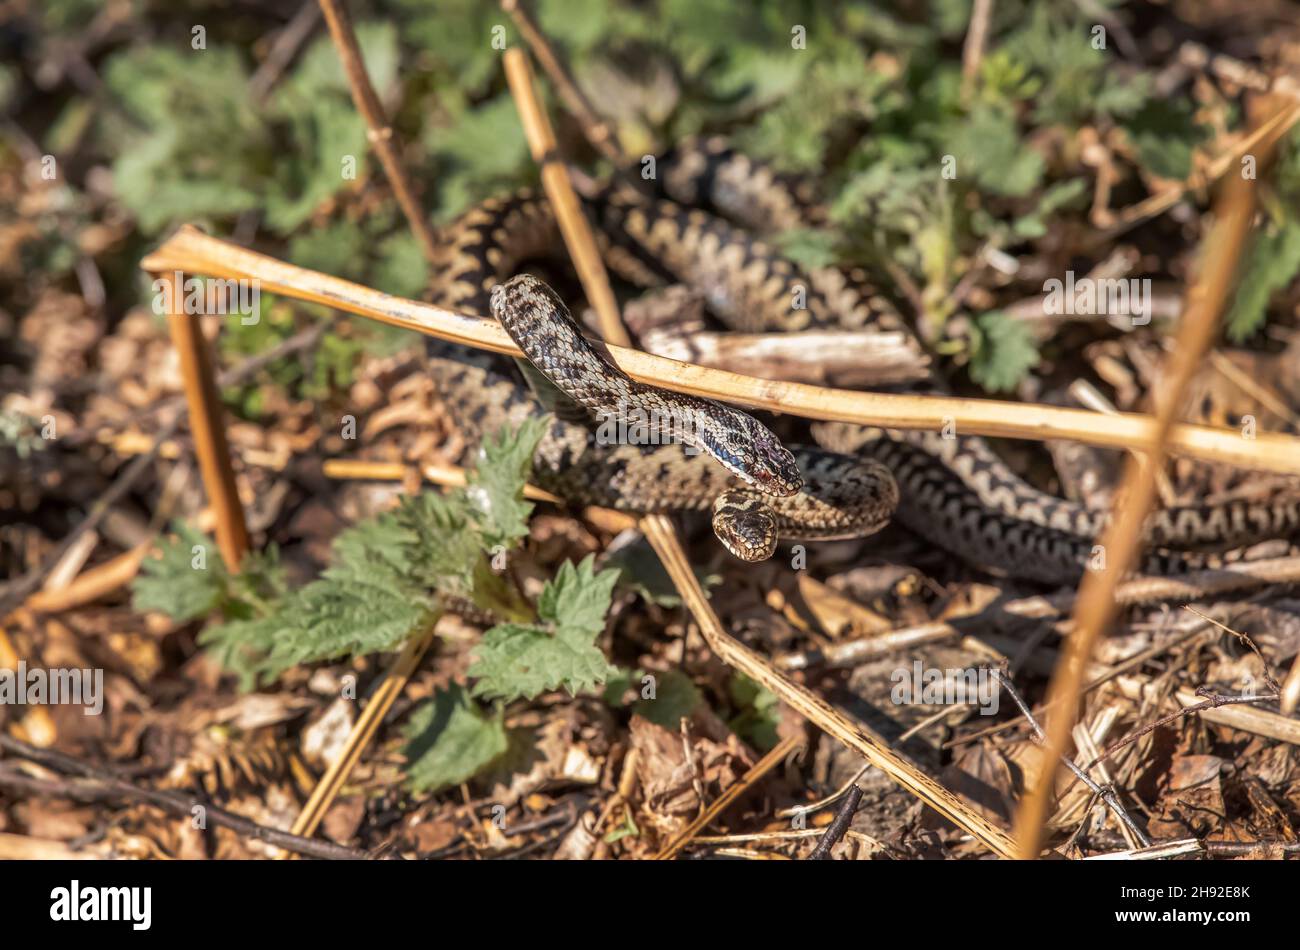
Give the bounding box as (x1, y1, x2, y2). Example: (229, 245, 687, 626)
(777, 554, 1300, 672)
(500, 0, 624, 166)
(1102, 98, 1300, 239)
(140, 227, 1300, 475)
(654, 734, 804, 861)
(1110, 676, 1300, 746)
(502, 48, 630, 347)
(960, 0, 995, 105)
(1012, 116, 1275, 859)
(324, 458, 562, 503)
(316, 0, 440, 265)
(163, 272, 249, 571)
(289, 624, 438, 841)
(323, 459, 639, 534)
(640, 515, 1019, 858)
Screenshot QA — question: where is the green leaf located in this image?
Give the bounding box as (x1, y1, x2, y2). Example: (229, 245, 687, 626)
(102, 47, 267, 232)
(227, 544, 291, 617)
(538, 556, 621, 641)
(1009, 178, 1088, 240)
(402, 684, 509, 793)
(1000, 4, 1150, 126)
(327, 508, 423, 589)
(602, 667, 639, 706)
(727, 672, 781, 751)
(736, 43, 886, 173)
(288, 221, 370, 283)
(1121, 99, 1208, 180)
(131, 523, 228, 622)
(263, 95, 367, 234)
(773, 228, 841, 271)
(469, 623, 613, 702)
(602, 809, 640, 844)
(1225, 222, 1300, 342)
(198, 419, 549, 685)
(372, 232, 432, 300)
(465, 417, 549, 551)
(469, 556, 619, 701)
(428, 92, 533, 219)
(277, 578, 432, 662)
(632, 670, 701, 728)
(391, 0, 505, 102)
(943, 104, 1044, 198)
(387, 491, 483, 599)
(968, 311, 1040, 393)
(197, 613, 285, 692)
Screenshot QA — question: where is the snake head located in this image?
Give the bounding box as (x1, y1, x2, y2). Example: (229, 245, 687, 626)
(702, 407, 803, 497)
(712, 490, 779, 561)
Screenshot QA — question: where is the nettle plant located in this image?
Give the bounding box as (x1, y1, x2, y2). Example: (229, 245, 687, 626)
(131, 419, 712, 793)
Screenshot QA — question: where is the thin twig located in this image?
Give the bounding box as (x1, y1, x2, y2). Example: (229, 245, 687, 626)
(249, 1, 322, 102)
(992, 668, 1150, 849)
(1182, 604, 1282, 693)
(1086, 829, 1300, 857)
(165, 271, 250, 571)
(778, 762, 871, 819)
(316, 0, 439, 265)
(500, 0, 624, 166)
(807, 784, 863, 860)
(1085, 684, 1279, 771)
(502, 48, 629, 346)
(0, 736, 365, 860)
(654, 735, 804, 861)
(960, 0, 994, 104)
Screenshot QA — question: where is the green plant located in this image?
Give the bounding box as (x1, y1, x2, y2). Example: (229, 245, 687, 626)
(1225, 129, 1300, 342)
(131, 419, 628, 792)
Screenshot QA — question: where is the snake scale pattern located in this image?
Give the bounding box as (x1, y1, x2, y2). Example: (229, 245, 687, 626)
(426, 137, 1300, 584)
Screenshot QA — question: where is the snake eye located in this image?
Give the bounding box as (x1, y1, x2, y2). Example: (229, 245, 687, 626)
(745, 420, 803, 496)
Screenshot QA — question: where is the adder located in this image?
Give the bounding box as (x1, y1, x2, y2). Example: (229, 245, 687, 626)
(425, 137, 1300, 584)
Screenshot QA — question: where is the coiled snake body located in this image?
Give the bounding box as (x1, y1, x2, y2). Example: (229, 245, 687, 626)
(428, 138, 1300, 583)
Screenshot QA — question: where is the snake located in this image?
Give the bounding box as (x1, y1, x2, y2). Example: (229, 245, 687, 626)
(428, 277, 897, 562)
(425, 137, 1300, 583)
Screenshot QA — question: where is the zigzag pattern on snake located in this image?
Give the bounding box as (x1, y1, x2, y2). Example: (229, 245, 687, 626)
(426, 137, 1300, 583)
